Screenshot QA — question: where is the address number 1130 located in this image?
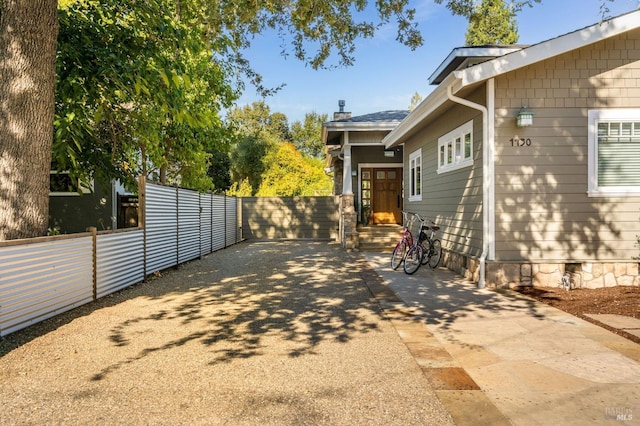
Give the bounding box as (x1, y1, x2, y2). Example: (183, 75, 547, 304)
(510, 138, 532, 147)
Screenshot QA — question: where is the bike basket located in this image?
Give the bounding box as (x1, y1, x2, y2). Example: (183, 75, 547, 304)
(407, 215, 421, 238)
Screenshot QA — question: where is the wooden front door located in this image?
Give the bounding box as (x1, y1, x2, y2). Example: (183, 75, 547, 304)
(361, 168, 402, 225)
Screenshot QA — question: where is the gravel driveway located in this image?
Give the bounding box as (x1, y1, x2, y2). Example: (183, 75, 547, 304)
(0, 241, 454, 425)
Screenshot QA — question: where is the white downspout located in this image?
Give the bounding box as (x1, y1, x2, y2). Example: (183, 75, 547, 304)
(447, 79, 495, 289)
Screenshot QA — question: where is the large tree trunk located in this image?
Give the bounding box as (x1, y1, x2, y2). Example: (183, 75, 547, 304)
(0, 0, 59, 240)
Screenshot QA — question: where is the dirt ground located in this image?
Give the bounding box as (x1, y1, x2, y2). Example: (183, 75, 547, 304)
(514, 285, 640, 344)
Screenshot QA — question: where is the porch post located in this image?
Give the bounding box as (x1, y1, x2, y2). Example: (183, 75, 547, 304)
(342, 143, 353, 195)
(339, 139, 358, 249)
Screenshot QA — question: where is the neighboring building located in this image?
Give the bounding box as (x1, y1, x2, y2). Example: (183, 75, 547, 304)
(49, 173, 138, 234)
(383, 10, 640, 288)
(322, 102, 408, 248)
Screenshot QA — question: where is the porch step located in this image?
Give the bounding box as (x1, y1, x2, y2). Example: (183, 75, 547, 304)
(357, 225, 403, 252)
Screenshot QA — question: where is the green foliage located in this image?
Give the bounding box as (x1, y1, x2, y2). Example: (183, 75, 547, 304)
(230, 135, 272, 194)
(227, 103, 332, 196)
(435, 0, 541, 17)
(54, 0, 238, 192)
(256, 143, 332, 196)
(226, 178, 254, 197)
(290, 112, 328, 159)
(465, 0, 519, 46)
(207, 150, 232, 192)
(409, 92, 422, 111)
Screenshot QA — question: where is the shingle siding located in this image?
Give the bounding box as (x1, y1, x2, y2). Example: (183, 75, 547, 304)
(493, 29, 640, 262)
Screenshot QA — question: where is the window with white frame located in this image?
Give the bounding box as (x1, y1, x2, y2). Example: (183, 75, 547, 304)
(438, 120, 473, 173)
(588, 109, 640, 196)
(409, 149, 422, 201)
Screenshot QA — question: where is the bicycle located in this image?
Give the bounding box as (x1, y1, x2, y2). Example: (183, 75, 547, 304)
(390, 211, 417, 270)
(403, 215, 442, 275)
(421, 219, 442, 270)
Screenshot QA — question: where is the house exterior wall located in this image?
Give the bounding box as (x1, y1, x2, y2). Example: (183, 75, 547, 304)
(349, 130, 388, 144)
(49, 180, 114, 234)
(493, 28, 640, 265)
(402, 90, 485, 263)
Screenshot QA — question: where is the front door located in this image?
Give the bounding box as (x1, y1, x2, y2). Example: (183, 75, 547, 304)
(361, 168, 402, 225)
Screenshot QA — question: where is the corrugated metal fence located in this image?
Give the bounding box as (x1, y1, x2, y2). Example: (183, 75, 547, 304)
(0, 180, 241, 337)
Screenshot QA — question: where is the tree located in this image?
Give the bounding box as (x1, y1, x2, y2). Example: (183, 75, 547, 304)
(54, 0, 238, 193)
(0, 0, 58, 240)
(227, 101, 290, 143)
(409, 92, 423, 111)
(230, 135, 272, 194)
(207, 150, 232, 193)
(290, 112, 328, 159)
(256, 143, 332, 196)
(435, 0, 541, 17)
(465, 0, 519, 46)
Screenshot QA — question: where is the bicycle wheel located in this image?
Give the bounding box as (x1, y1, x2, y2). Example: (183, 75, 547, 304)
(391, 241, 408, 270)
(428, 239, 442, 269)
(403, 244, 424, 275)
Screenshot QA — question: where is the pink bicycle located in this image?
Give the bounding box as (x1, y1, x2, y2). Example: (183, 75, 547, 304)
(390, 211, 416, 270)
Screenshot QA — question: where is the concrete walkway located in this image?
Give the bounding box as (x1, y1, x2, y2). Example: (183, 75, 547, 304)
(360, 252, 640, 426)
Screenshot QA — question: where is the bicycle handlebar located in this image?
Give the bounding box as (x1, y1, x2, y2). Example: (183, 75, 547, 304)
(402, 211, 436, 225)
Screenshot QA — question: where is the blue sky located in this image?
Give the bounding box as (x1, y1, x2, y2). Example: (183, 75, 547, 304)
(237, 0, 639, 124)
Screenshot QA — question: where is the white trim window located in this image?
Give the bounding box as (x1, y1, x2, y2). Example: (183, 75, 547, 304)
(438, 120, 473, 173)
(588, 109, 640, 197)
(409, 149, 422, 201)
(50, 171, 93, 196)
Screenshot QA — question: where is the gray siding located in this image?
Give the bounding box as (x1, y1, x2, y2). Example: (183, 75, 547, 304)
(349, 131, 388, 144)
(493, 28, 640, 262)
(241, 197, 339, 240)
(403, 98, 485, 258)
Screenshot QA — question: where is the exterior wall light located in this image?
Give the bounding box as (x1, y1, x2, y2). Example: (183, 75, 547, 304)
(516, 107, 534, 127)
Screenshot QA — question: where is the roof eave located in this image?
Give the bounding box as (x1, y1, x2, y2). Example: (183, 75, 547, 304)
(384, 10, 640, 149)
(324, 122, 403, 131)
(457, 10, 640, 87)
(383, 73, 458, 148)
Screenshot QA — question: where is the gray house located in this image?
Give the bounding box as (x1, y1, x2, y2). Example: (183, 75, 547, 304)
(323, 103, 408, 249)
(383, 10, 640, 288)
(49, 174, 137, 234)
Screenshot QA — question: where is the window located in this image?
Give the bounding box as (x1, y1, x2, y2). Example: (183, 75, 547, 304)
(409, 149, 421, 201)
(588, 109, 640, 196)
(438, 120, 473, 173)
(50, 171, 93, 196)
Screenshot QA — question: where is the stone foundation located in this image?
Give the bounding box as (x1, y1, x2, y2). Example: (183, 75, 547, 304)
(441, 250, 640, 289)
(339, 194, 358, 250)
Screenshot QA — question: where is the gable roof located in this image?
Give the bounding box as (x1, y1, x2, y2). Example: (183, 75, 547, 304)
(384, 9, 640, 148)
(326, 110, 409, 127)
(428, 45, 526, 85)
(323, 110, 410, 145)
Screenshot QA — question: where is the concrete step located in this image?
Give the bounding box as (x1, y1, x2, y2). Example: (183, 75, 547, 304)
(357, 225, 403, 252)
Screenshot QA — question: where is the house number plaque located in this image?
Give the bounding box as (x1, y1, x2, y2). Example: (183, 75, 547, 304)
(510, 138, 532, 147)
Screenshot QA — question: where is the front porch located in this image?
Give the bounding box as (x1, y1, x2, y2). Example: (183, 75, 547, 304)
(356, 224, 403, 252)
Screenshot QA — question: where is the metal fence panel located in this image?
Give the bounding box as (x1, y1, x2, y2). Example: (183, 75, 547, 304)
(178, 188, 200, 263)
(145, 183, 178, 274)
(96, 230, 145, 298)
(200, 193, 213, 255)
(226, 197, 238, 245)
(212, 195, 226, 251)
(0, 237, 93, 337)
